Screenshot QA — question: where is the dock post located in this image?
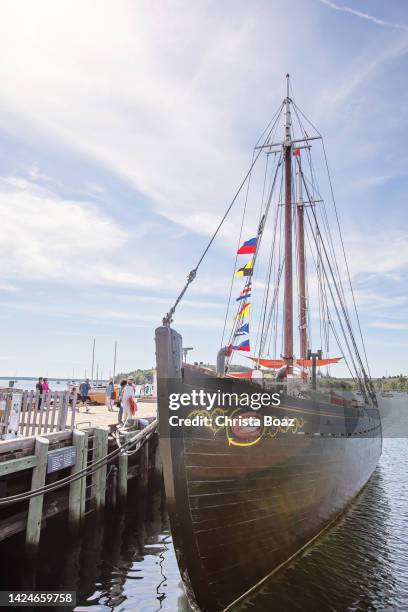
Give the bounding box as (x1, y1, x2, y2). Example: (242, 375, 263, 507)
(92, 427, 108, 511)
(154, 436, 162, 477)
(68, 430, 86, 530)
(99, 428, 108, 510)
(118, 432, 130, 501)
(107, 466, 118, 511)
(80, 430, 88, 519)
(26, 436, 49, 555)
(139, 440, 149, 487)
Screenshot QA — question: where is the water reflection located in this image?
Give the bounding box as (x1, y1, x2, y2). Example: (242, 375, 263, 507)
(0, 477, 191, 612)
(234, 438, 408, 611)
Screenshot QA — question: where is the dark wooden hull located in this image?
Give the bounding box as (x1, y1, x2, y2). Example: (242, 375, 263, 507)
(156, 327, 382, 611)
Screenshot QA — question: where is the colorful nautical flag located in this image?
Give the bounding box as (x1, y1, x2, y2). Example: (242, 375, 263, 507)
(236, 323, 249, 335)
(232, 339, 250, 352)
(237, 237, 257, 255)
(236, 284, 252, 301)
(293, 148, 301, 157)
(235, 302, 250, 319)
(235, 259, 254, 277)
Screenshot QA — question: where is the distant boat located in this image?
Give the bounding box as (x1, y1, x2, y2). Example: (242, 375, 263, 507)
(156, 76, 382, 611)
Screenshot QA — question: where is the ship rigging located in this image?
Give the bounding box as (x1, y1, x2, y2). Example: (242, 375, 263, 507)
(164, 74, 376, 405)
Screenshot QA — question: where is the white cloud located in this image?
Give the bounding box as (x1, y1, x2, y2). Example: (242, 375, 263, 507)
(317, 0, 408, 32)
(370, 321, 408, 331)
(317, 37, 408, 110)
(0, 282, 19, 293)
(351, 172, 406, 190)
(344, 231, 408, 278)
(0, 0, 295, 235)
(0, 177, 162, 287)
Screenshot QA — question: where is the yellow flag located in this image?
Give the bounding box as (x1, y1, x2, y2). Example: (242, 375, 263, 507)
(235, 302, 251, 319)
(235, 258, 254, 277)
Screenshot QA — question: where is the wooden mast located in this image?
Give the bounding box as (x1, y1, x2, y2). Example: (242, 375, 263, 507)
(283, 74, 293, 370)
(297, 158, 308, 359)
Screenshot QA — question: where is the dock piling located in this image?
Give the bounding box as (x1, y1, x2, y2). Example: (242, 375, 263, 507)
(107, 466, 118, 511)
(139, 440, 149, 487)
(154, 437, 162, 477)
(68, 430, 86, 530)
(92, 427, 108, 510)
(25, 436, 49, 555)
(99, 428, 109, 510)
(118, 432, 130, 501)
(80, 430, 89, 519)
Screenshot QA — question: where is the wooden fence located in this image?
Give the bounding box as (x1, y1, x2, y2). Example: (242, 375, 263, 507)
(0, 390, 77, 438)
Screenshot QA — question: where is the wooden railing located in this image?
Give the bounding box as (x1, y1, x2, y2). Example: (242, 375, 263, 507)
(0, 390, 77, 438)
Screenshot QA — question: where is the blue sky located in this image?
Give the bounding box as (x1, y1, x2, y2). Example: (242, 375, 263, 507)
(0, 0, 407, 378)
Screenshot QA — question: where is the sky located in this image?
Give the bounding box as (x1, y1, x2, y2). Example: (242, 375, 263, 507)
(0, 0, 407, 379)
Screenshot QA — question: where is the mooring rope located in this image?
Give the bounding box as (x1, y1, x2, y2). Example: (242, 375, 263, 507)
(0, 421, 156, 506)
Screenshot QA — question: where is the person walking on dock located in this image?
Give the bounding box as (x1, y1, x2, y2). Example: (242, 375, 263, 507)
(117, 379, 127, 424)
(122, 379, 137, 425)
(106, 379, 115, 411)
(79, 378, 91, 413)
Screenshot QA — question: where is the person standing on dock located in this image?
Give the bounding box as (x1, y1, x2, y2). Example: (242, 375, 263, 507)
(43, 378, 50, 393)
(79, 378, 91, 413)
(36, 377, 43, 409)
(106, 379, 114, 411)
(117, 379, 127, 424)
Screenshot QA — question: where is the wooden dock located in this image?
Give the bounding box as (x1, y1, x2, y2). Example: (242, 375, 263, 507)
(0, 401, 160, 553)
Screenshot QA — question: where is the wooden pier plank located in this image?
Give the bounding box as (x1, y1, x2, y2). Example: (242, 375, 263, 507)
(25, 436, 49, 552)
(0, 455, 38, 477)
(80, 430, 88, 520)
(38, 391, 49, 435)
(68, 430, 86, 528)
(70, 390, 78, 430)
(98, 428, 108, 510)
(139, 440, 149, 487)
(91, 427, 108, 510)
(49, 392, 59, 432)
(118, 432, 130, 499)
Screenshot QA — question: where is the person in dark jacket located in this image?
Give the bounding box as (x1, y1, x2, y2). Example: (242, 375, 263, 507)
(36, 377, 43, 409)
(79, 378, 91, 413)
(117, 379, 127, 424)
(106, 379, 114, 411)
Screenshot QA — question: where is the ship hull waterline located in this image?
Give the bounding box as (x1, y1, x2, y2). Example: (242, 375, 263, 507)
(156, 326, 382, 612)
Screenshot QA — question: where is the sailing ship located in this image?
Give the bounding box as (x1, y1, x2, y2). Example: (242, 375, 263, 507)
(155, 76, 382, 612)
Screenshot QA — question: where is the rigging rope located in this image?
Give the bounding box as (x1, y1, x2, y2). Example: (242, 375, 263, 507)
(292, 100, 373, 381)
(0, 425, 155, 507)
(164, 102, 285, 326)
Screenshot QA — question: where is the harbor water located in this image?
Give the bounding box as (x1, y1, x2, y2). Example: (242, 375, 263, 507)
(0, 397, 406, 611)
